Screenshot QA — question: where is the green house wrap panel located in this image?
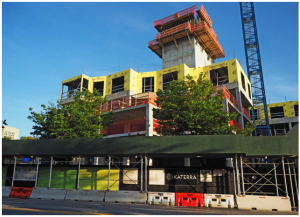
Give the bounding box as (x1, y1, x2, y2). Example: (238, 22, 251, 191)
(79, 167, 119, 190)
(2, 166, 7, 186)
(37, 167, 50, 188)
(49, 166, 77, 189)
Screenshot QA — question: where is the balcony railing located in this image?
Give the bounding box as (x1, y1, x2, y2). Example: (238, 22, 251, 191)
(215, 85, 239, 108)
(154, 5, 197, 27)
(61, 87, 87, 100)
(101, 92, 157, 112)
(242, 105, 251, 120)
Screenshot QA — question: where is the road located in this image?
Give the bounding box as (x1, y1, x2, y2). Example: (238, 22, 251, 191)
(2, 197, 298, 215)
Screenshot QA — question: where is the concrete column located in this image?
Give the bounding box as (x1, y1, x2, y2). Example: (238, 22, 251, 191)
(146, 104, 153, 136)
(238, 116, 244, 129)
(289, 122, 292, 131)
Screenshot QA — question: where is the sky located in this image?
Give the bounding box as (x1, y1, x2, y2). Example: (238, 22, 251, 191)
(2, 2, 299, 138)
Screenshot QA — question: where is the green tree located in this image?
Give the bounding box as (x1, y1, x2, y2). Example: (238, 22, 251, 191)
(28, 89, 114, 139)
(20, 136, 37, 140)
(237, 122, 256, 137)
(153, 73, 238, 135)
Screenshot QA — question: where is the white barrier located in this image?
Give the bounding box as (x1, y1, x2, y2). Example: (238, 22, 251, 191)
(65, 189, 105, 202)
(236, 195, 291, 212)
(30, 188, 67, 200)
(105, 190, 147, 204)
(204, 194, 234, 208)
(147, 192, 175, 206)
(2, 186, 11, 197)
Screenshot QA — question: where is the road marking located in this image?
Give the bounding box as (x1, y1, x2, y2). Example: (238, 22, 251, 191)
(2, 207, 109, 215)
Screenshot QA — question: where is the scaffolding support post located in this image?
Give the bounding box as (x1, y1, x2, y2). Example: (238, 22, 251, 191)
(292, 160, 299, 209)
(48, 157, 53, 189)
(287, 159, 296, 210)
(273, 162, 279, 196)
(240, 156, 245, 195)
(232, 159, 237, 207)
(107, 156, 111, 190)
(11, 156, 17, 187)
(235, 155, 241, 195)
(145, 156, 148, 192)
(141, 155, 143, 192)
(282, 157, 288, 198)
(76, 157, 81, 190)
(34, 157, 39, 188)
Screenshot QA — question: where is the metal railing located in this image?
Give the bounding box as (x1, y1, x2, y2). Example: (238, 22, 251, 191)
(270, 112, 285, 119)
(242, 105, 251, 120)
(101, 92, 157, 112)
(154, 5, 197, 27)
(61, 87, 87, 100)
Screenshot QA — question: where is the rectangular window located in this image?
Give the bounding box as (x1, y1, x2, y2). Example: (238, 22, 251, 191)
(142, 77, 154, 93)
(184, 158, 190, 167)
(270, 106, 284, 119)
(210, 67, 228, 86)
(163, 72, 178, 90)
(249, 109, 258, 120)
(241, 72, 245, 91)
(93, 81, 104, 95)
(294, 104, 298, 116)
(112, 76, 124, 94)
(247, 83, 251, 99)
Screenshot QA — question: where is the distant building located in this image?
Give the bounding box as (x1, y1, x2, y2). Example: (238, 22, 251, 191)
(2, 126, 19, 140)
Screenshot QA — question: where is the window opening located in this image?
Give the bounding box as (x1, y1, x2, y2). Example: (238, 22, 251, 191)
(82, 78, 89, 91)
(142, 77, 154, 93)
(249, 109, 258, 120)
(210, 67, 228, 86)
(294, 104, 298, 116)
(163, 72, 178, 90)
(93, 81, 104, 95)
(112, 76, 124, 94)
(247, 83, 251, 99)
(270, 106, 284, 119)
(62, 78, 81, 99)
(241, 72, 245, 91)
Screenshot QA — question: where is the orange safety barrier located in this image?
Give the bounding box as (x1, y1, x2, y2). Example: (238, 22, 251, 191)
(242, 105, 251, 119)
(153, 119, 159, 132)
(175, 192, 204, 207)
(148, 39, 158, 46)
(192, 22, 224, 58)
(10, 187, 32, 199)
(230, 120, 241, 130)
(154, 5, 197, 27)
(198, 4, 212, 28)
(156, 22, 191, 39)
(103, 118, 146, 136)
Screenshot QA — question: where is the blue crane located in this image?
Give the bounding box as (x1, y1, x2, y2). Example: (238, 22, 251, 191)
(240, 2, 271, 136)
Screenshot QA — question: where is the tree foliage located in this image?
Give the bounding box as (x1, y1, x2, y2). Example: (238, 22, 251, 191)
(28, 89, 114, 139)
(20, 136, 37, 140)
(153, 73, 238, 135)
(237, 122, 256, 137)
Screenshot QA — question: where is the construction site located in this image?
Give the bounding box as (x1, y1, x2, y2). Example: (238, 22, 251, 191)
(2, 3, 299, 213)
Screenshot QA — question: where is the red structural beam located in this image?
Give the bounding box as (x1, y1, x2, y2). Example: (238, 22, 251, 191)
(154, 5, 197, 27)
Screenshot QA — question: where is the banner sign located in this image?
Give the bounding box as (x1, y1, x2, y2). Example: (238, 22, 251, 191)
(123, 169, 138, 184)
(149, 169, 165, 185)
(14, 167, 37, 181)
(164, 169, 197, 185)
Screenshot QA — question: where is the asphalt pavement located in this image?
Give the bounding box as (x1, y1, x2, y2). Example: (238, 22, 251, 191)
(2, 197, 298, 215)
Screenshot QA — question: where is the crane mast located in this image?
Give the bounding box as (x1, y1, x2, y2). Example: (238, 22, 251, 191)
(240, 2, 270, 136)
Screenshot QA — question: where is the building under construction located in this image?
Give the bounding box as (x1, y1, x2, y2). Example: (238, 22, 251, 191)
(61, 5, 252, 137)
(2, 4, 298, 212)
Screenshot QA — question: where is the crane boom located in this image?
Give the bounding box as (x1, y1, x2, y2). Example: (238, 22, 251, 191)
(240, 2, 270, 136)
